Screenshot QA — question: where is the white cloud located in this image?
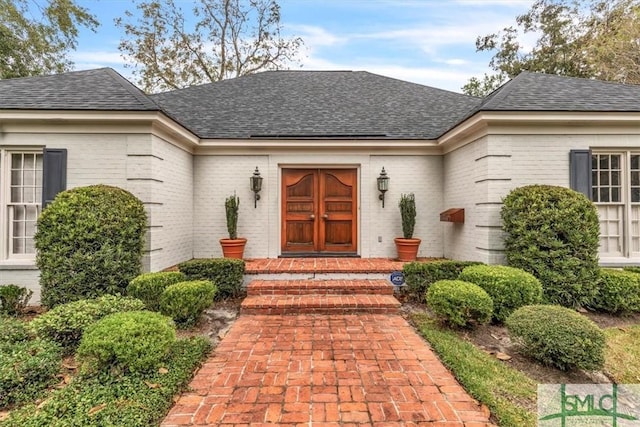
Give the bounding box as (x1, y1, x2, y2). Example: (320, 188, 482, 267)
(438, 58, 469, 66)
(69, 50, 126, 65)
(288, 24, 347, 47)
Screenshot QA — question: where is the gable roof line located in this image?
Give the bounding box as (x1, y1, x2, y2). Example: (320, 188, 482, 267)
(103, 68, 160, 111)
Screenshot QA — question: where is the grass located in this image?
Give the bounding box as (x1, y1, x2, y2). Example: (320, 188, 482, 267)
(604, 324, 640, 383)
(412, 313, 537, 427)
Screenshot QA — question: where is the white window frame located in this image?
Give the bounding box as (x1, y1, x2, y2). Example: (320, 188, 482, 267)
(592, 150, 640, 260)
(0, 148, 43, 262)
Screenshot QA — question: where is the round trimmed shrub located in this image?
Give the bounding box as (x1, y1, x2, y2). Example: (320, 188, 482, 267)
(0, 317, 31, 344)
(0, 338, 62, 407)
(459, 264, 543, 322)
(159, 280, 217, 327)
(127, 271, 186, 312)
(77, 310, 176, 374)
(506, 305, 605, 371)
(501, 185, 600, 308)
(591, 269, 640, 314)
(0, 285, 33, 316)
(29, 294, 145, 352)
(35, 185, 147, 308)
(426, 280, 493, 328)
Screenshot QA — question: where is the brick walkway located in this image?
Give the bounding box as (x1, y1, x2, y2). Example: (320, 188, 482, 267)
(162, 314, 493, 426)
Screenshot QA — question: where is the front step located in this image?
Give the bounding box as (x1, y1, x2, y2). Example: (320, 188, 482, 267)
(241, 294, 401, 315)
(246, 279, 394, 296)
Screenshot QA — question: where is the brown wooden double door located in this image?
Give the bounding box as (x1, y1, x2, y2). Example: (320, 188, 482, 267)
(281, 169, 357, 254)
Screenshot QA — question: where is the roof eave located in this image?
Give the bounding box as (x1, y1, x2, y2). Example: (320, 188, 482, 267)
(0, 110, 200, 146)
(438, 110, 640, 153)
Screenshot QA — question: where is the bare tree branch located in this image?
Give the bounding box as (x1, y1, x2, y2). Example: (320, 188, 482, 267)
(116, 0, 301, 92)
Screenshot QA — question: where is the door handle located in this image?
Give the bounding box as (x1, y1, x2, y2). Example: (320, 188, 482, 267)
(322, 214, 329, 219)
(310, 214, 315, 219)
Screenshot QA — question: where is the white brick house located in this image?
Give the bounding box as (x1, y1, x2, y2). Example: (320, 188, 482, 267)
(1, 68, 639, 302)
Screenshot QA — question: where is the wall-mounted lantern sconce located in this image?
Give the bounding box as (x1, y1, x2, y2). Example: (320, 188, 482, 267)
(377, 167, 390, 208)
(250, 166, 263, 208)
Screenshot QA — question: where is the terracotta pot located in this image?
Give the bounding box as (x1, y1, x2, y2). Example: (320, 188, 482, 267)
(394, 237, 421, 262)
(220, 238, 247, 259)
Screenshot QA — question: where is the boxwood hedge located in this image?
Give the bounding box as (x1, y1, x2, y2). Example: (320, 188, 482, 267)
(35, 185, 147, 308)
(178, 258, 244, 299)
(506, 305, 605, 371)
(459, 265, 543, 322)
(127, 271, 186, 312)
(403, 260, 483, 301)
(426, 280, 493, 328)
(591, 269, 640, 314)
(501, 185, 600, 308)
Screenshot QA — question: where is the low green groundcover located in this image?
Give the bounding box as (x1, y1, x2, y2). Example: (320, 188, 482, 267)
(1, 337, 210, 427)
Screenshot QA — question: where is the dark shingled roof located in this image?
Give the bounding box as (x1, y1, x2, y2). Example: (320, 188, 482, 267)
(0, 68, 159, 111)
(2, 68, 639, 139)
(150, 70, 482, 139)
(478, 71, 640, 112)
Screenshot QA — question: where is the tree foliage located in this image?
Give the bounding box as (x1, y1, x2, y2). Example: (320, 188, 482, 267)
(463, 0, 640, 96)
(0, 0, 98, 79)
(115, 0, 303, 93)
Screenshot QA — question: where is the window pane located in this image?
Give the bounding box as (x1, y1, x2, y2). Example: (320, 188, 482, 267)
(612, 171, 620, 186)
(632, 155, 640, 170)
(11, 154, 22, 169)
(11, 187, 22, 203)
(11, 170, 22, 186)
(600, 171, 610, 185)
(600, 188, 610, 202)
(12, 238, 24, 254)
(611, 155, 621, 169)
(592, 188, 598, 201)
(633, 188, 640, 203)
(612, 187, 620, 202)
(27, 205, 38, 221)
(25, 221, 36, 237)
(592, 171, 598, 185)
(23, 154, 34, 169)
(600, 155, 610, 169)
(592, 155, 598, 169)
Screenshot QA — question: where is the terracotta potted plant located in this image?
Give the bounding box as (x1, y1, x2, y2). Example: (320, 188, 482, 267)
(394, 193, 421, 261)
(220, 193, 247, 258)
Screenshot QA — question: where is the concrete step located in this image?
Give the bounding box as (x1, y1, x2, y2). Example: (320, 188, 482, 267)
(246, 279, 394, 296)
(240, 294, 401, 315)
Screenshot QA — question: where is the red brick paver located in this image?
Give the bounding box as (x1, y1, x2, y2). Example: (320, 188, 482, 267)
(162, 314, 493, 426)
(247, 279, 395, 296)
(245, 258, 411, 274)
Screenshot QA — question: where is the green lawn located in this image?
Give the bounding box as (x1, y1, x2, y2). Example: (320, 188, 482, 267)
(412, 313, 537, 427)
(604, 324, 640, 383)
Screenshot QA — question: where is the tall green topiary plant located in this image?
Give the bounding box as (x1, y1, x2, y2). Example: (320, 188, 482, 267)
(395, 193, 420, 261)
(501, 185, 600, 308)
(220, 193, 246, 258)
(35, 185, 147, 308)
(399, 193, 416, 239)
(225, 193, 240, 240)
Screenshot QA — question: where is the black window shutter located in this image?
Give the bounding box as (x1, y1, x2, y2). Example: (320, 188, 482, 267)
(569, 149, 592, 200)
(42, 148, 67, 208)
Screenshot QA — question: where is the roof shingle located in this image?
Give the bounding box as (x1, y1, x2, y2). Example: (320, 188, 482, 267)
(0, 68, 159, 111)
(478, 71, 640, 112)
(150, 70, 482, 139)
